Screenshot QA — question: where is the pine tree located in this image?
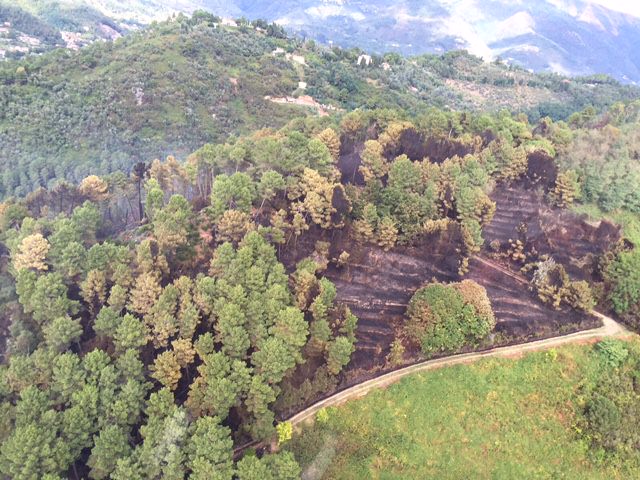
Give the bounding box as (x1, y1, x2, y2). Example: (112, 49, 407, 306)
(186, 352, 250, 418)
(87, 425, 132, 480)
(171, 338, 195, 369)
(316, 128, 341, 161)
(153, 194, 194, 250)
(145, 284, 179, 348)
(13, 233, 50, 272)
(113, 314, 148, 353)
(245, 375, 276, 440)
(144, 178, 164, 222)
(251, 337, 296, 385)
(210, 172, 256, 219)
(81, 270, 108, 314)
(216, 302, 251, 360)
(79, 175, 110, 203)
(151, 351, 182, 391)
(326, 336, 355, 375)
(52, 352, 85, 404)
(16, 272, 79, 326)
(377, 216, 398, 251)
(269, 306, 308, 363)
(257, 170, 286, 212)
(0, 413, 69, 480)
(359, 139, 387, 183)
(43, 316, 83, 352)
(108, 284, 128, 312)
(186, 416, 234, 480)
(353, 219, 375, 244)
(128, 272, 162, 317)
(55, 241, 86, 279)
(550, 170, 581, 208)
(216, 210, 254, 244)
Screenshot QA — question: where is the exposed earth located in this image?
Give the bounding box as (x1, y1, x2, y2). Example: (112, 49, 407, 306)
(280, 132, 620, 386)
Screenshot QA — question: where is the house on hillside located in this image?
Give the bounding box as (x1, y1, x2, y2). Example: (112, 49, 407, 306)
(357, 54, 372, 66)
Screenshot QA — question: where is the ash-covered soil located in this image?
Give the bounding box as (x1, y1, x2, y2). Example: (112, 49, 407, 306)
(281, 137, 621, 377)
(483, 183, 621, 281)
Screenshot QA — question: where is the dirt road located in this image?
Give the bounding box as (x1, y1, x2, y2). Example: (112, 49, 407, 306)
(287, 311, 629, 428)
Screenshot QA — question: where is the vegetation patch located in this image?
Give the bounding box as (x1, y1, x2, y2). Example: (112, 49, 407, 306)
(288, 340, 640, 479)
(404, 280, 495, 356)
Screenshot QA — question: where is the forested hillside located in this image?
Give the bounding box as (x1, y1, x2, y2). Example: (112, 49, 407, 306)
(1, 13, 639, 199)
(2, 91, 640, 477)
(187, 0, 640, 84)
(0, 0, 128, 58)
(2, 9, 640, 480)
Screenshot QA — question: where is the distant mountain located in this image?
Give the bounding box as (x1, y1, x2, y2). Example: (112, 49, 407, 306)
(0, 0, 140, 59)
(188, 0, 640, 84)
(2, 13, 638, 199)
(4, 1, 640, 82)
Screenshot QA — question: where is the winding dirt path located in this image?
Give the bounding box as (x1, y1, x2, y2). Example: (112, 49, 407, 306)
(287, 311, 630, 428)
(233, 310, 630, 459)
(234, 255, 632, 458)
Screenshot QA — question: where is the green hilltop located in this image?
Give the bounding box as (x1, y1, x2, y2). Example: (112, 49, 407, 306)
(1, 13, 639, 198)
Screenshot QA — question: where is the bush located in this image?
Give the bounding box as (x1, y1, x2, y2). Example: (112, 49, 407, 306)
(596, 339, 629, 368)
(585, 394, 622, 447)
(316, 408, 329, 424)
(404, 281, 495, 356)
(606, 250, 640, 315)
(277, 421, 293, 445)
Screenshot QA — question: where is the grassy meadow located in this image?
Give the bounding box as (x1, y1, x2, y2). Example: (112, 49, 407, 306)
(287, 341, 640, 480)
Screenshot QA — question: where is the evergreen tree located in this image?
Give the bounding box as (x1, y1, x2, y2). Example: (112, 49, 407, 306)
(151, 351, 182, 392)
(550, 170, 581, 208)
(326, 336, 355, 375)
(13, 233, 50, 272)
(153, 194, 194, 251)
(186, 416, 234, 480)
(316, 128, 341, 161)
(128, 272, 162, 317)
(87, 425, 132, 480)
(377, 216, 398, 251)
(43, 316, 83, 352)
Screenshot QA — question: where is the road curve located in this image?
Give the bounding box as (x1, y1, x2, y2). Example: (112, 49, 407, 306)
(286, 311, 630, 428)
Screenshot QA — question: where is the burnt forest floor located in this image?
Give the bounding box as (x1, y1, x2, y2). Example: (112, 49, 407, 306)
(278, 180, 622, 403)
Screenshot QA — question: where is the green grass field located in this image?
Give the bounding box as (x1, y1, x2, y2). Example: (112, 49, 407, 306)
(287, 341, 640, 480)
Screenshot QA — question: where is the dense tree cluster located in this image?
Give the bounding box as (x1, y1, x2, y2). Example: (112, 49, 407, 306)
(529, 258, 595, 312)
(0, 132, 364, 477)
(557, 102, 640, 212)
(345, 114, 542, 257)
(2, 10, 638, 200)
(404, 280, 496, 356)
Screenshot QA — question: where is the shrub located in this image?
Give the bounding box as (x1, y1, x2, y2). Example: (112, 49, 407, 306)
(404, 281, 495, 356)
(606, 250, 640, 315)
(277, 421, 293, 445)
(316, 408, 329, 424)
(596, 339, 629, 368)
(585, 394, 621, 449)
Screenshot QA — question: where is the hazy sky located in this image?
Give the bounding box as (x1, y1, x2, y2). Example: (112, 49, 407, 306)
(591, 0, 640, 17)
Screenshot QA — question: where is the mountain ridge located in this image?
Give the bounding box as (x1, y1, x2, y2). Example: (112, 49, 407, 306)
(3, 1, 640, 83)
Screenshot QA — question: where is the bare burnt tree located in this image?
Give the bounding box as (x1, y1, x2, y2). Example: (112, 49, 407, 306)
(132, 162, 149, 222)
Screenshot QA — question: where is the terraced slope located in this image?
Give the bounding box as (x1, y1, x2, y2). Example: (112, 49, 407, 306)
(484, 183, 621, 280)
(467, 256, 599, 340)
(324, 245, 459, 371)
